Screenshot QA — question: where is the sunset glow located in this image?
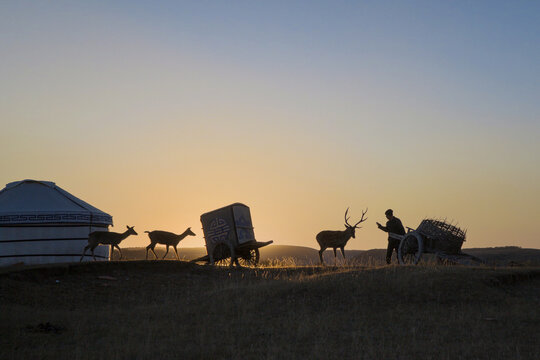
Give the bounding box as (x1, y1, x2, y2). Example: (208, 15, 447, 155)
(1, 1, 538, 250)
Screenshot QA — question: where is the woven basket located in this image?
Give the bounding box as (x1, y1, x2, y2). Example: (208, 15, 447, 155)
(417, 219, 466, 254)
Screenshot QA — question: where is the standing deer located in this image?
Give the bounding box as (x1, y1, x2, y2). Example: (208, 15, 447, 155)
(316, 208, 368, 265)
(80, 225, 138, 261)
(145, 228, 196, 260)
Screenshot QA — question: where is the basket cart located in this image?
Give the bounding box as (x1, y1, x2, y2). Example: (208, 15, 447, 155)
(389, 219, 483, 265)
(191, 203, 273, 266)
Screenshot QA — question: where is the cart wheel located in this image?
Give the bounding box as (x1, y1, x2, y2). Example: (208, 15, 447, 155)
(398, 233, 423, 265)
(238, 248, 260, 267)
(213, 243, 231, 266)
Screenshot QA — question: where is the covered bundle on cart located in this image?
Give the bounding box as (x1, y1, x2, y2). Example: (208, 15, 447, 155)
(192, 203, 272, 266)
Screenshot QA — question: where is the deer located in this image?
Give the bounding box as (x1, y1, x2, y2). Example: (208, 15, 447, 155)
(145, 228, 196, 260)
(80, 225, 138, 261)
(316, 208, 368, 265)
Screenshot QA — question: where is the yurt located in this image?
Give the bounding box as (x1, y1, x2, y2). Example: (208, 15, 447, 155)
(0, 179, 113, 266)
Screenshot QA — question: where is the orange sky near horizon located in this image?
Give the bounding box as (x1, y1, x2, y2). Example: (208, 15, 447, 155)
(1, 2, 538, 250)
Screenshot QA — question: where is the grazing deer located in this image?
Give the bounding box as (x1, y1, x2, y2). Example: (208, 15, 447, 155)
(316, 208, 368, 265)
(80, 225, 138, 261)
(145, 228, 196, 260)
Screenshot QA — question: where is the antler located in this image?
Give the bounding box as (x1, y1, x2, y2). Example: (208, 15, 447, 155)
(354, 208, 368, 228)
(344, 207, 351, 226)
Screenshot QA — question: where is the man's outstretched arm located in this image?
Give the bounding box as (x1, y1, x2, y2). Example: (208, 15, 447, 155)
(376, 222, 388, 232)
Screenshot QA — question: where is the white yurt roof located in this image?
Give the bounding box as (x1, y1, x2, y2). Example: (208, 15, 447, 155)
(0, 179, 112, 226)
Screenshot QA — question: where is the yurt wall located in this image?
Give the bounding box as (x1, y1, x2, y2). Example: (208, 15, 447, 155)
(0, 225, 109, 265)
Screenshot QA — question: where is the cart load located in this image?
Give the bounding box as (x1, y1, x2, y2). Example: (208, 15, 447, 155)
(192, 203, 272, 266)
(394, 218, 481, 265)
(416, 219, 466, 254)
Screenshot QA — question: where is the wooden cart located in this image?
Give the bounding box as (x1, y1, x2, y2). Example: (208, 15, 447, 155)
(390, 219, 483, 265)
(191, 203, 272, 266)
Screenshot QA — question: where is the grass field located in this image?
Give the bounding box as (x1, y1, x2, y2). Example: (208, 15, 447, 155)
(115, 245, 540, 267)
(0, 261, 539, 359)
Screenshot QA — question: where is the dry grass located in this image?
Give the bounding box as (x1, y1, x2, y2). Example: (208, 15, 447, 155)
(0, 261, 539, 359)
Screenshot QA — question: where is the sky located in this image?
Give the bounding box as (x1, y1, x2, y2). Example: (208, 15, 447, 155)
(1, 1, 539, 250)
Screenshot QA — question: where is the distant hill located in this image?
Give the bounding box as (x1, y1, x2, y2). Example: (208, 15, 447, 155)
(119, 245, 364, 265)
(259, 245, 366, 265)
(119, 247, 207, 261)
(349, 247, 540, 266)
(118, 245, 365, 265)
(463, 247, 540, 266)
(118, 245, 540, 266)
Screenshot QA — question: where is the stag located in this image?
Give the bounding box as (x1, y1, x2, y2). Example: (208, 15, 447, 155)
(145, 228, 196, 260)
(80, 225, 138, 261)
(316, 208, 368, 265)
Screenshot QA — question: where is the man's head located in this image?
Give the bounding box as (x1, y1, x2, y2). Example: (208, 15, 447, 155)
(385, 209, 394, 220)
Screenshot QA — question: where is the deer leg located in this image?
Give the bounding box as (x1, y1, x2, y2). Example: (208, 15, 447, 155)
(107, 245, 114, 260)
(91, 245, 97, 261)
(319, 248, 325, 265)
(173, 245, 179, 260)
(162, 245, 170, 259)
(333, 248, 337, 265)
(340, 247, 346, 260)
(145, 244, 152, 260)
(146, 243, 157, 260)
(115, 245, 122, 260)
(80, 244, 90, 262)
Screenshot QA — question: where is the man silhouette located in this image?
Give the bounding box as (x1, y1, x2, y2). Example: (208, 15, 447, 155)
(376, 209, 406, 264)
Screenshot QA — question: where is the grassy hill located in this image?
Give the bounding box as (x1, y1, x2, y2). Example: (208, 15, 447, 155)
(0, 261, 539, 359)
(118, 245, 540, 266)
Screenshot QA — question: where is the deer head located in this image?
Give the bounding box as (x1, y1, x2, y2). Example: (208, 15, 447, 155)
(344, 207, 368, 238)
(126, 225, 138, 236)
